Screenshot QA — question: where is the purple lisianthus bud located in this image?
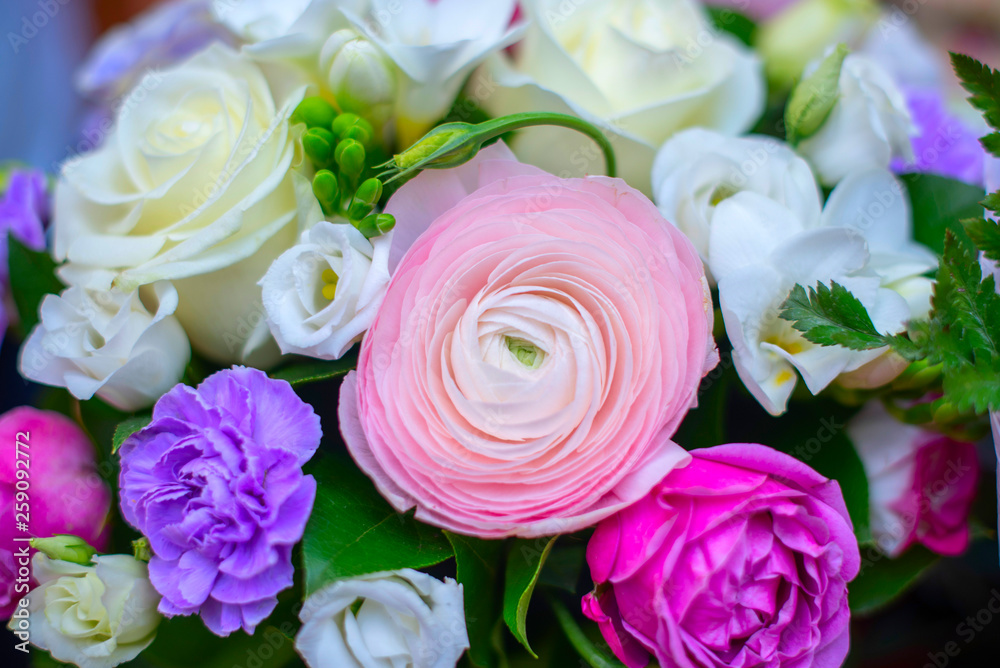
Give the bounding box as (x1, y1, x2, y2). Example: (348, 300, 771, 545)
(76, 0, 234, 103)
(892, 87, 987, 186)
(118, 366, 322, 636)
(0, 168, 48, 341)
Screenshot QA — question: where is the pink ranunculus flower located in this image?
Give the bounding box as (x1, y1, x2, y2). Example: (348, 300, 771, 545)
(339, 143, 718, 538)
(583, 444, 860, 668)
(849, 403, 978, 558)
(0, 407, 112, 619)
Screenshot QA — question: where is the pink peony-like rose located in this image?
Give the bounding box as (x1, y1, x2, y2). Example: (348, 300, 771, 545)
(849, 403, 978, 558)
(339, 143, 717, 538)
(583, 444, 860, 668)
(0, 407, 112, 618)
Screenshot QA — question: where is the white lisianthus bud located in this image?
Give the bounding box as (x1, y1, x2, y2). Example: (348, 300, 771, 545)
(796, 53, 914, 186)
(18, 270, 190, 412)
(759, 0, 879, 88)
(260, 220, 391, 360)
(296, 569, 468, 668)
(9, 554, 161, 668)
(320, 30, 396, 124)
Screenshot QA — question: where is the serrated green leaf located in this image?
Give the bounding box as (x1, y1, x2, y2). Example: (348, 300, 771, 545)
(952, 52, 1000, 136)
(549, 595, 627, 668)
(503, 536, 557, 658)
(780, 282, 890, 351)
(7, 232, 62, 334)
(983, 192, 1000, 213)
(269, 354, 357, 386)
(850, 544, 939, 615)
(965, 217, 1000, 262)
(445, 532, 506, 668)
(982, 132, 1000, 156)
(111, 415, 152, 454)
(902, 173, 984, 254)
(301, 454, 453, 596)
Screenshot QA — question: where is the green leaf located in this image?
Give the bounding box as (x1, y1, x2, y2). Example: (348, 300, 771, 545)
(673, 354, 734, 450)
(270, 354, 357, 386)
(111, 415, 152, 454)
(982, 132, 1000, 156)
(849, 544, 939, 615)
(951, 52, 1000, 136)
(965, 217, 1000, 262)
(779, 282, 889, 351)
(301, 454, 453, 596)
(503, 536, 557, 658)
(549, 595, 627, 668)
(7, 232, 62, 334)
(144, 615, 298, 668)
(445, 532, 506, 668)
(902, 172, 984, 255)
(707, 7, 757, 47)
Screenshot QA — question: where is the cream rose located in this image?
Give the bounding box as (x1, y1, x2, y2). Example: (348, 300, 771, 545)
(11, 554, 161, 668)
(475, 0, 764, 194)
(52, 44, 321, 363)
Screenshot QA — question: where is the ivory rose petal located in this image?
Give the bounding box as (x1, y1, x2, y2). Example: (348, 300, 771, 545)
(339, 144, 717, 538)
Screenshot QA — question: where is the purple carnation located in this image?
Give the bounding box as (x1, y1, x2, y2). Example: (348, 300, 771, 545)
(119, 366, 321, 636)
(892, 87, 987, 186)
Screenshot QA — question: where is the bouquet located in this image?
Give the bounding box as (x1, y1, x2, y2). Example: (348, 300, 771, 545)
(2, 1, 1000, 667)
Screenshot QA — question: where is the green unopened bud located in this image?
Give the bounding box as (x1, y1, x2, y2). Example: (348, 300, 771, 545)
(304, 127, 336, 167)
(342, 124, 374, 149)
(321, 30, 396, 125)
(349, 200, 375, 221)
(336, 139, 366, 178)
(132, 537, 152, 563)
(786, 43, 849, 145)
(30, 535, 97, 566)
(394, 123, 478, 171)
(355, 178, 383, 205)
(355, 213, 395, 239)
(932, 400, 960, 426)
(292, 96, 337, 129)
(313, 170, 340, 213)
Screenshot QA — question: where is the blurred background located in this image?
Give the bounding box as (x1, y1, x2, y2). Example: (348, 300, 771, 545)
(1, 1, 1000, 667)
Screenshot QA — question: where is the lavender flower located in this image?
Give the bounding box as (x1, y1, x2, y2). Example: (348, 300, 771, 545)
(118, 366, 322, 636)
(0, 169, 48, 341)
(893, 87, 987, 186)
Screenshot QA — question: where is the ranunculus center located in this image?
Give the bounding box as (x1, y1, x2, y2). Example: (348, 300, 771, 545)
(505, 336, 545, 369)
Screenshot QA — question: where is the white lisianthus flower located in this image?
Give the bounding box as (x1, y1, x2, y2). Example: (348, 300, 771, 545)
(342, 0, 524, 145)
(9, 554, 161, 668)
(475, 0, 764, 194)
(797, 53, 914, 186)
(296, 569, 468, 668)
(52, 44, 321, 364)
(19, 270, 190, 412)
(260, 221, 391, 360)
(652, 128, 821, 269)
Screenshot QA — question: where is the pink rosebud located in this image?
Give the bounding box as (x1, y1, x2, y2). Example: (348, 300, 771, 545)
(0, 407, 112, 618)
(583, 444, 860, 668)
(339, 143, 718, 538)
(850, 403, 978, 558)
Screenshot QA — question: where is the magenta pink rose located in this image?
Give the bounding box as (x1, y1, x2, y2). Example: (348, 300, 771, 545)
(339, 143, 717, 538)
(0, 407, 112, 618)
(583, 444, 860, 668)
(849, 403, 978, 558)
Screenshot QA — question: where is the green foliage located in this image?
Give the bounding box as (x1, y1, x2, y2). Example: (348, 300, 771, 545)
(112, 415, 152, 454)
(269, 354, 357, 386)
(849, 544, 940, 615)
(965, 217, 1000, 262)
(780, 282, 891, 351)
(7, 232, 62, 335)
(503, 537, 557, 658)
(445, 532, 506, 668)
(549, 595, 627, 668)
(301, 455, 453, 596)
(707, 6, 756, 47)
(952, 52, 1000, 136)
(902, 173, 984, 254)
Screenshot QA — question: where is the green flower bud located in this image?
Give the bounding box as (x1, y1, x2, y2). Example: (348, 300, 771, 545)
(313, 170, 340, 213)
(785, 44, 849, 145)
(342, 124, 374, 149)
(304, 127, 336, 167)
(349, 200, 375, 221)
(30, 535, 97, 566)
(355, 178, 383, 205)
(292, 96, 337, 129)
(355, 213, 396, 239)
(132, 537, 152, 563)
(332, 113, 375, 140)
(394, 123, 478, 171)
(336, 139, 367, 178)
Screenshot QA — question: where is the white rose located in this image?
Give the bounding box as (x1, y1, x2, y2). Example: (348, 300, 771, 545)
(18, 271, 190, 412)
(53, 44, 321, 363)
(652, 128, 821, 270)
(260, 220, 391, 360)
(296, 569, 468, 668)
(797, 53, 914, 186)
(10, 554, 161, 668)
(475, 0, 764, 194)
